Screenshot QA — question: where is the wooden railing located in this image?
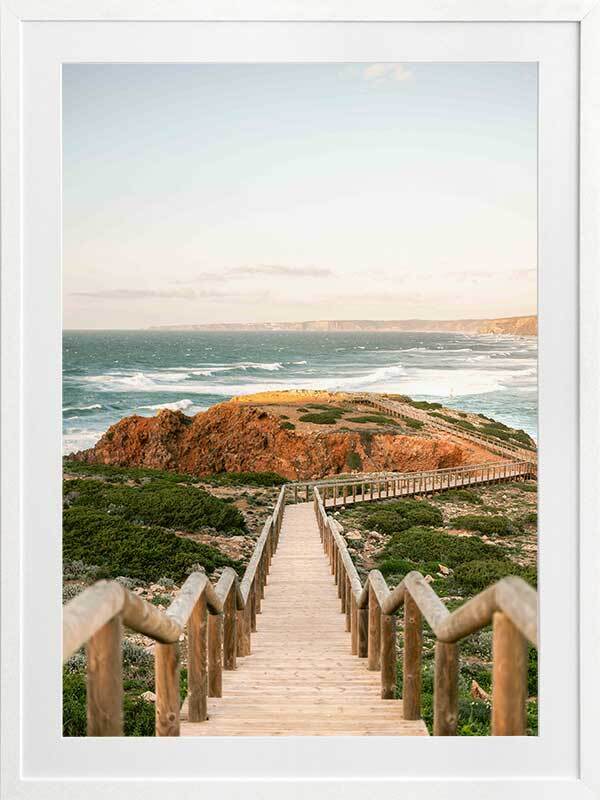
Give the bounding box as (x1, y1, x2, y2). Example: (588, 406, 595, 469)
(303, 460, 536, 508)
(62, 486, 286, 736)
(313, 487, 538, 735)
(358, 394, 537, 461)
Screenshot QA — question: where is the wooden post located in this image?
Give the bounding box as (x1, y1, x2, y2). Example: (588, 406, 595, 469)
(367, 584, 381, 671)
(491, 611, 528, 735)
(223, 588, 237, 670)
(237, 602, 251, 657)
(403, 591, 423, 720)
(358, 606, 368, 657)
(380, 613, 396, 699)
(352, 484, 356, 503)
(345, 576, 352, 632)
(155, 641, 180, 736)
(433, 641, 458, 735)
(208, 613, 223, 698)
(86, 614, 123, 736)
(350, 594, 358, 655)
(187, 594, 208, 722)
(250, 580, 257, 631)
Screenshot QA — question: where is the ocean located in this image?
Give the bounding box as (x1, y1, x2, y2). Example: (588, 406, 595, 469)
(62, 330, 538, 455)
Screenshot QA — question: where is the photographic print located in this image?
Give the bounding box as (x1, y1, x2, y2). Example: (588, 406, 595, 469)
(62, 63, 538, 738)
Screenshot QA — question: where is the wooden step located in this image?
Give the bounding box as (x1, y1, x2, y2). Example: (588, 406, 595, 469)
(181, 502, 428, 737)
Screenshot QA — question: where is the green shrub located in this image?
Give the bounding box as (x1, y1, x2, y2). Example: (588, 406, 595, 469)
(379, 526, 506, 569)
(403, 417, 424, 430)
(366, 500, 443, 534)
(346, 415, 398, 425)
(280, 421, 296, 431)
(435, 489, 483, 505)
(299, 411, 344, 425)
(519, 483, 538, 493)
(63, 671, 87, 736)
(206, 471, 286, 487)
(520, 511, 537, 526)
(451, 514, 520, 537)
(408, 400, 442, 410)
(452, 559, 537, 592)
(306, 404, 346, 414)
(64, 478, 247, 533)
(378, 556, 418, 579)
(63, 507, 239, 583)
(346, 451, 362, 470)
(63, 460, 196, 484)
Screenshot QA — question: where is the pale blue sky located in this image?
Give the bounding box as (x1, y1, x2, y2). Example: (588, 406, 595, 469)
(63, 63, 537, 329)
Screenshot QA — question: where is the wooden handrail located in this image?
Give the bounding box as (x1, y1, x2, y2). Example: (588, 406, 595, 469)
(313, 486, 538, 735)
(62, 485, 287, 736)
(358, 394, 537, 461)
(294, 460, 536, 508)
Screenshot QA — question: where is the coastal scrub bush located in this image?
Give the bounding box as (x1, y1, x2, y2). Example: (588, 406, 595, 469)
(434, 489, 483, 505)
(346, 414, 398, 426)
(403, 417, 423, 430)
(408, 400, 442, 410)
(452, 559, 537, 592)
(280, 421, 296, 431)
(63, 507, 239, 583)
(520, 511, 538, 526)
(299, 411, 344, 425)
(451, 514, 520, 537)
(63, 460, 196, 485)
(379, 526, 506, 569)
(346, 451, 362, 470)
(64, 478, 247, 534)
(366, 500, 443, 534)
(519, 483, 538, 493)
(206, 471, 286, 487)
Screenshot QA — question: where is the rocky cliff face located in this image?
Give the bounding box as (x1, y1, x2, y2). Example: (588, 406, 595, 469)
(72, 403, 470, 481)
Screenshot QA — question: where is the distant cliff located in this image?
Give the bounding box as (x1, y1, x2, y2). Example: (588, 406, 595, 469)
(150, 315, 537, 336)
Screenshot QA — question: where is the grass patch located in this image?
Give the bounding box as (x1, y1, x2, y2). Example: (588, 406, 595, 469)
(379, 526, 507, 570)
(407, 400, 443, 410)
(63, 460, 196, 484)
(346, 414, 398, 426)
(452, 559, 537, 592)
(299, 411, 345, 425)
(206, 471, 287, 487)
(63, 507, 239, 583)
(366, 500, 443, 534)
(403, 417, 424, 430)
(451, 514, 521, 537)
(64, 478, 247, 534)
(519, 483, 538, 493)
(434, 489, 483, 505)
(346, 451, 363, 470)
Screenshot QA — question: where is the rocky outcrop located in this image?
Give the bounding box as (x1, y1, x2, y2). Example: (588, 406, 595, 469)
(72, 403, 470, 481)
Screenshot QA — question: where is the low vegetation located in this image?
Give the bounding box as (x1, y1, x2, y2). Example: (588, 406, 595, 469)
(451, 514, 520, 537)
(346, 414, 399, 426)
(205, 470, 286, 487)
(63, 507, 239, 583)
(366, 500, 443, 535)
(336, 478, 538, 735)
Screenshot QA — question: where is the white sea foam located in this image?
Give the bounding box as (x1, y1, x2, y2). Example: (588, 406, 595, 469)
(63, 403, 102, 412)
(137, 399, 195, 412)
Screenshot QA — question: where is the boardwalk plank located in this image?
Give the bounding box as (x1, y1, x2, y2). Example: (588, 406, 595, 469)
(181, 503, 428, 737)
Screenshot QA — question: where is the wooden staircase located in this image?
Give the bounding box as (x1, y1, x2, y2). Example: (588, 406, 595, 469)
(181, 503, 427, 736)
(63, 462, 537, 738)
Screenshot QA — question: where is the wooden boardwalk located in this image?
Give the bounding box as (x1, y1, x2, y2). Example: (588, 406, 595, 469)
(180, 502, 428, 736)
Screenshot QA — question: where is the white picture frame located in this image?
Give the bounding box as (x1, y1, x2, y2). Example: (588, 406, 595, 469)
(1, 2, 598, 798)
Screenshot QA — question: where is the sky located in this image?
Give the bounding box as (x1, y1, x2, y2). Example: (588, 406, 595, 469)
(63, 63, 537, 329)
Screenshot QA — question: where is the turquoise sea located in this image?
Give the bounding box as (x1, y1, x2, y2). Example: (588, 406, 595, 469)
(62, 330, 537, 455)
